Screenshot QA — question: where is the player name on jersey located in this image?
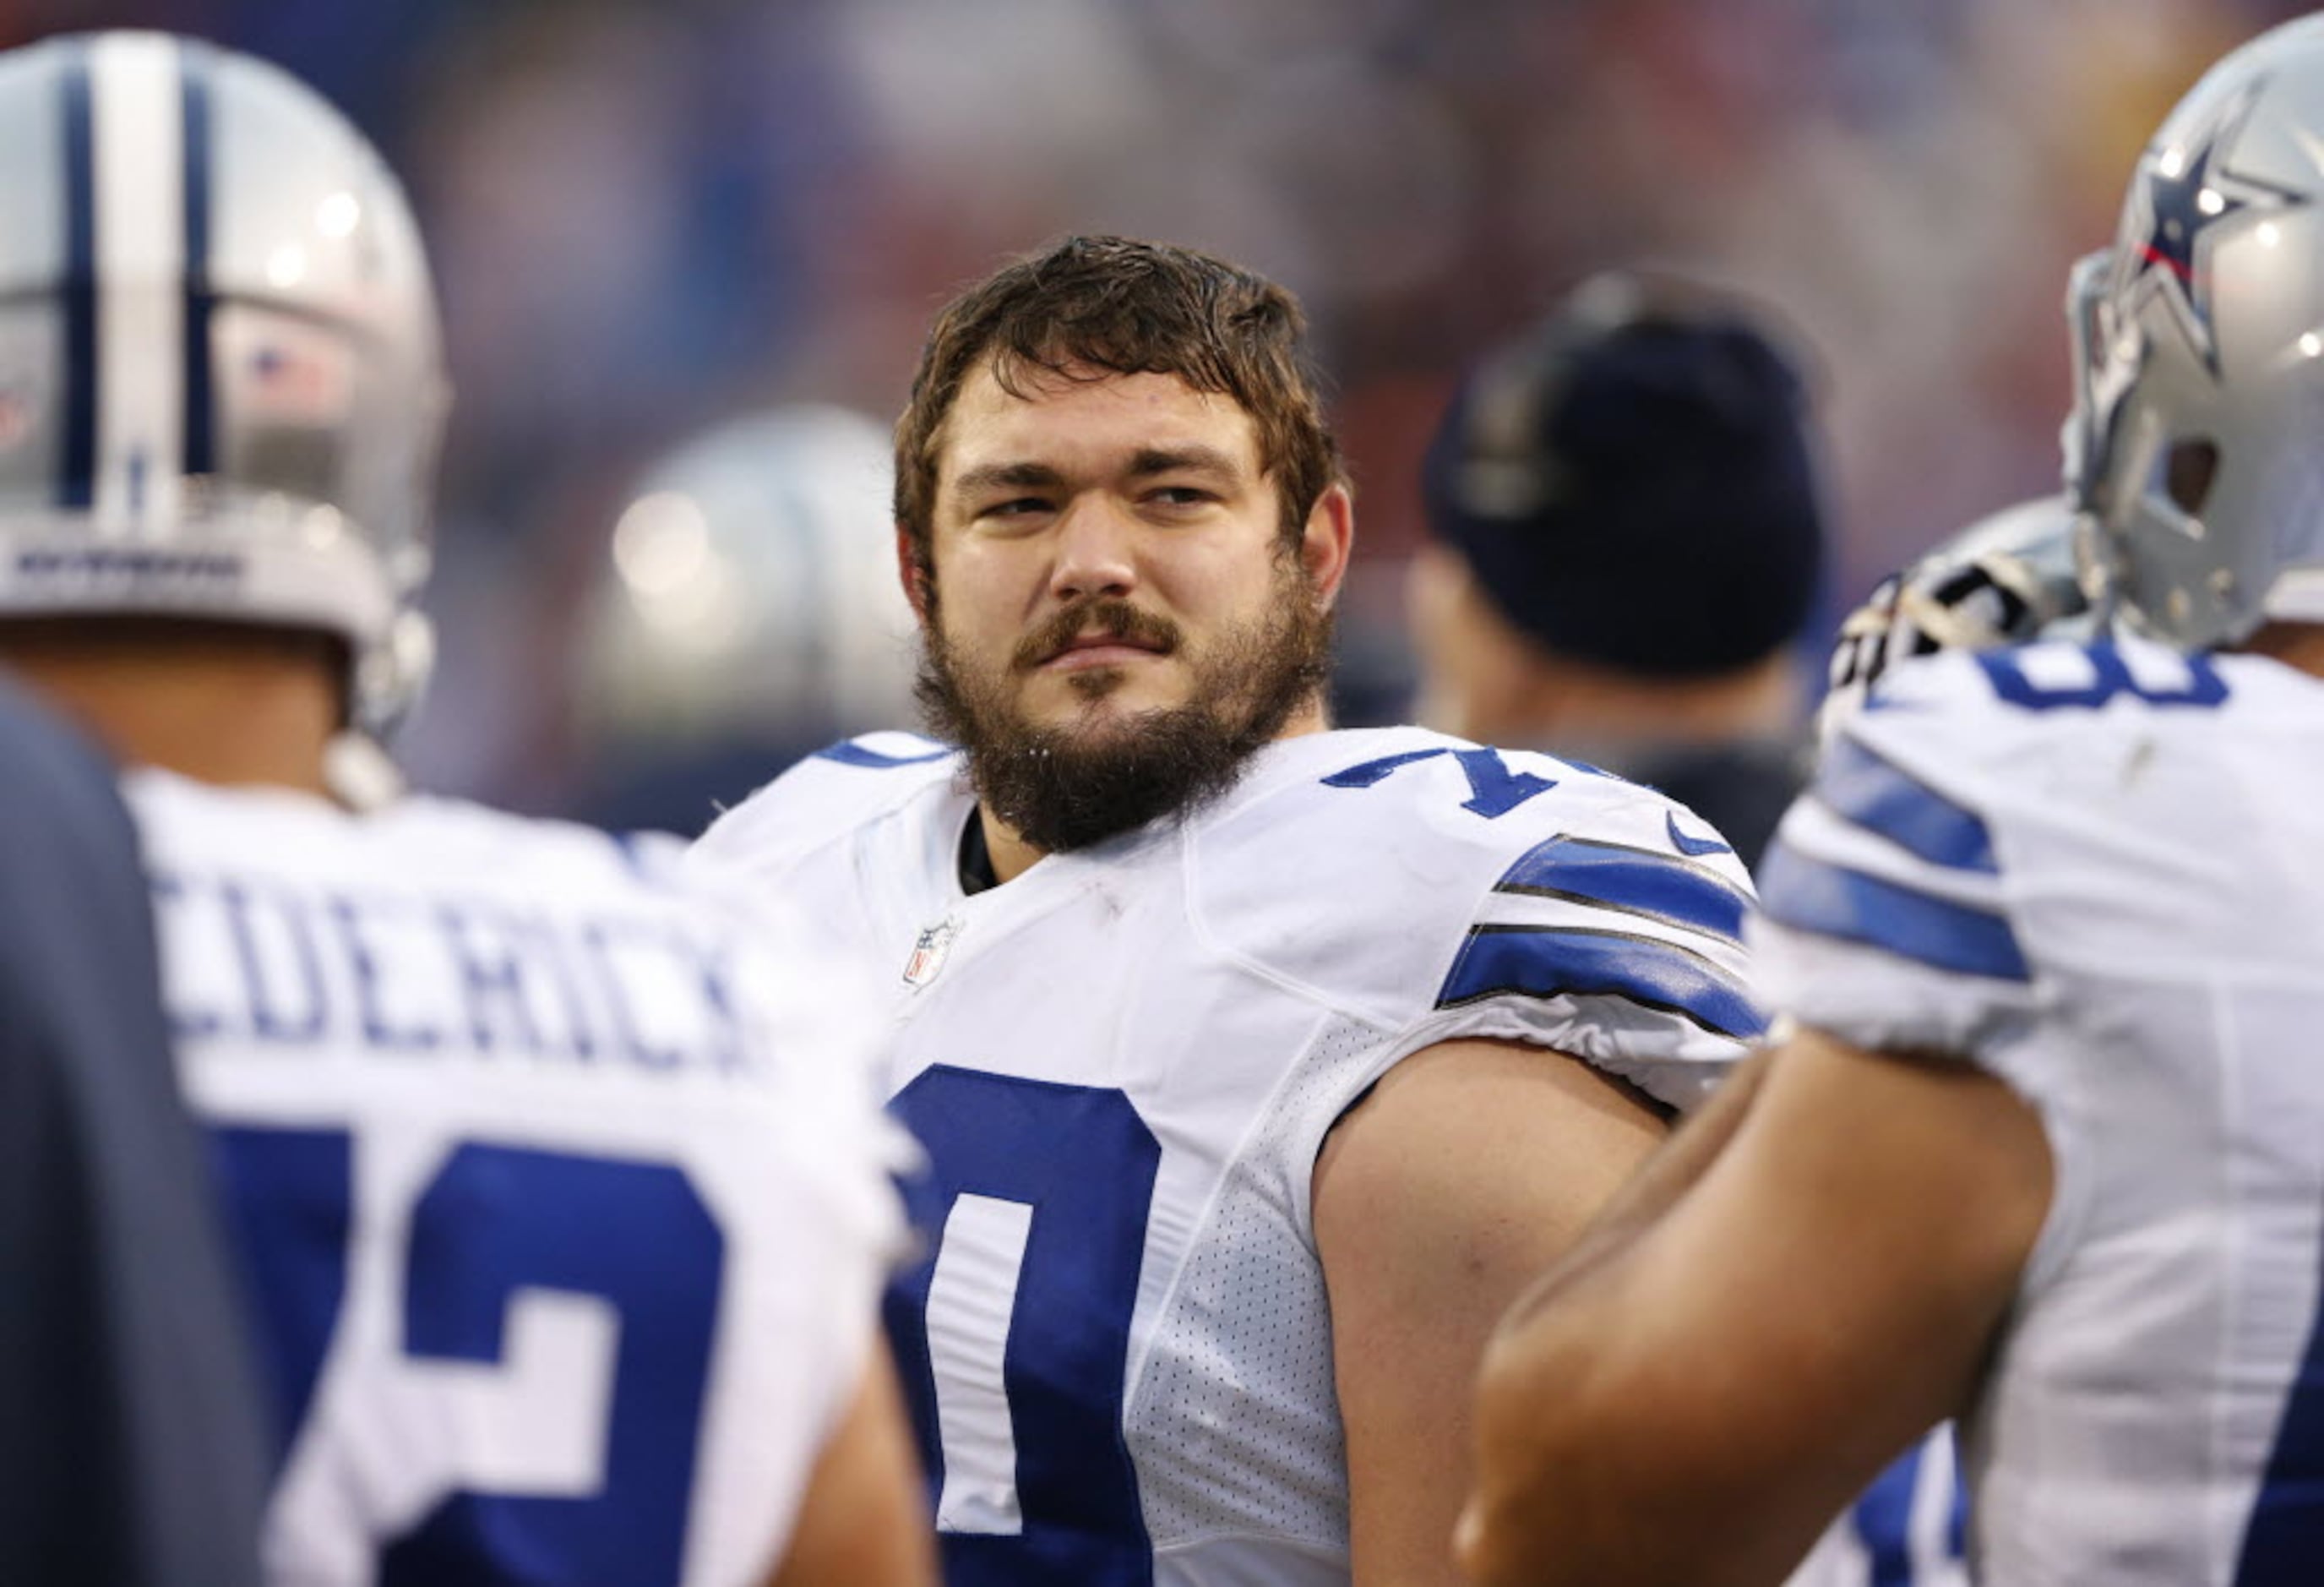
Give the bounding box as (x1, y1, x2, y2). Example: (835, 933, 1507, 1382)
(120, 766, 908, 1585)
(151, 865, 751, 1077)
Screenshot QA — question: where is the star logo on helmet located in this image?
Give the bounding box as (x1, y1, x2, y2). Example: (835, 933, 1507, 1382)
(2110, 78, 2305, 374)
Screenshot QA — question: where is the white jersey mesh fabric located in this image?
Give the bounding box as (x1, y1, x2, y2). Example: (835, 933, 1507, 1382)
(1125, 1012, 1388, 1557)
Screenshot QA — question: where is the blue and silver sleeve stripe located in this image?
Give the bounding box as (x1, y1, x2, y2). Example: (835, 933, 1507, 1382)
(1762, 727, 2032, 981)
(1815, 732, 1998, 873)
(1435, 924, 1766, 1039)
(1492, 834, 1750, 944)
(1756, 837, 2030, 983)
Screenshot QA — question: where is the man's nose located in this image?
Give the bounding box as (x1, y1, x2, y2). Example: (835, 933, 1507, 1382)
(1048, 498, 1139, 603)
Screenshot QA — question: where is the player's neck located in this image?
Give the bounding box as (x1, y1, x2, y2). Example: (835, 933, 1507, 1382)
(979, 692, 1333, 885)
(2237, 620, 2324, 680)
(0, 623, 340, 799)
(980, 815, 1045, 886)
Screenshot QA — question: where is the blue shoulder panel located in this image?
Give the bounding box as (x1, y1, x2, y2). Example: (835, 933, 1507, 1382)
(1757, 837, 2030, 983)
(1496, 836, 1750, 944)
(1818, 734, 1999, 874)
(1436, 925, 1765, 1039)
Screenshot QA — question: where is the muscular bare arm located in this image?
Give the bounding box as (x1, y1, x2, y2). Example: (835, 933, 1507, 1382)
(1456, 1027, 2053, 1587)
(1313, 1036, 1669, 1586)
(1503, 1049, 1772, 1314)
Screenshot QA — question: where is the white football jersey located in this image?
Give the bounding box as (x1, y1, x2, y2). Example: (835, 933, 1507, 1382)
(127, 769, 906, 1587)
(690, 726, 1758, 1584)
(1754, 637, 2324, 1584)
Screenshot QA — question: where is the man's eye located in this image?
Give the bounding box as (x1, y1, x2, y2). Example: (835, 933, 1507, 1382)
(1148, 486, 1212, 507)
(984, 497, 1050, 519)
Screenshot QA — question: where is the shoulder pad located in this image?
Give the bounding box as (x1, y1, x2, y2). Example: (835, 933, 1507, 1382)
(689, 731, 955, 881)
(1761, 636, 2242, 1012)
(1190, 731, 1760, 1102)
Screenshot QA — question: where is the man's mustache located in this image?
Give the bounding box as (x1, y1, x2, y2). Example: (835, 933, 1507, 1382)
(1013, 598, 1183, 670)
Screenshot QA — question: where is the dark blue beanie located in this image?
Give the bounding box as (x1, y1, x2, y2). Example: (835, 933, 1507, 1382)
(1422, 279, 1826, 677)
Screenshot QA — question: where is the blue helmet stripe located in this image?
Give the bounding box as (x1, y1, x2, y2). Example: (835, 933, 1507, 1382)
(1496, 835, 1750, 942)
(179, 39, 215, 478)
(1819, 734, 2000, 873)
(1758, 837, 2031, 983)
(1436, 924, 1766, 1039)
(57, 41, 95, 510)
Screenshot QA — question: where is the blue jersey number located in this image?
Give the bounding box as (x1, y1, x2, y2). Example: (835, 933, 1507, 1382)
(1321, 744, 1559, 817)
(2238, 1235, 2324, 1576)
(211, 1127, 723, 1586)
(1846, 1429, 1967, 1586)
(1974, 644, 2228, 712)
(886, 1067, 1162, 1586)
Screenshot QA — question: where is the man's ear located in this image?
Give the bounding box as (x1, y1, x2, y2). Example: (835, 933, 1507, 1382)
(897, 526, 933, 622)
(1300, 483, 1356, 607)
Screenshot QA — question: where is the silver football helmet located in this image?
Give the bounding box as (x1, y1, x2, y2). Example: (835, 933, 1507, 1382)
(0, 31, 445, 731)
(2077, 15, 2324, 648)
(572, 402, 917, 759)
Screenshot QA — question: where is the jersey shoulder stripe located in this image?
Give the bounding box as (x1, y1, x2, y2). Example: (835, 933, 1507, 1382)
(1436, 923, 1765, 1037)
(1494, 833, 1751, 943)
(1189, 730, 1757, 1106)
(1762, 721, 2024, 980)
(1815, 733, 2000, 874)
(1445, 827, 1764, 1037)
(1756, 835, 2030, 983)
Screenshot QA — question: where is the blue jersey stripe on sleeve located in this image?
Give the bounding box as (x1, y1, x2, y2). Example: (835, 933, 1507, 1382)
(1757, 837, 2031, 983)
(1818, 734, 2000, 873)
(1496, 836, 1750, 943)
(1436, 925, 1766, 1039)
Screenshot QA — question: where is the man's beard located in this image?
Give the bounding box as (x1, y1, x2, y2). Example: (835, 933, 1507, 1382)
(915, 560, 1333, 854)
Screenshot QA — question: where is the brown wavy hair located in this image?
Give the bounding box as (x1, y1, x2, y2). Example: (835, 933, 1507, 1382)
(893, 235, 1344, 591)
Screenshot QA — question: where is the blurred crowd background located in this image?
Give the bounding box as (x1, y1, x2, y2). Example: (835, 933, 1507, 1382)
(2, 0, 2299, 815)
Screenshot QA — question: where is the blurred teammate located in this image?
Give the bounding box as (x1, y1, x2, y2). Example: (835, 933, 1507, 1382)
(569, 404, 917, 834)
(1460, 18, 2324, 1584)
(0, 682, 268, 1586)
(690, 234, 1760, 1584)
(1411, 273, 1824, 870)
(1419, 275, 1966, 1587)
(0, 32, 928, 1586)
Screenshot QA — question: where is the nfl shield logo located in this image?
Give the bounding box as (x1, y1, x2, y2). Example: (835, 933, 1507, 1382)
(902, 914, 963, 989)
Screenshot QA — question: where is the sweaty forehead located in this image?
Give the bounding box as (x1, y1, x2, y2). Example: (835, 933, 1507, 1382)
(936, 363, 1262, 488)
